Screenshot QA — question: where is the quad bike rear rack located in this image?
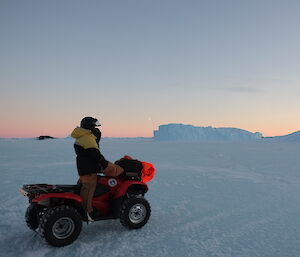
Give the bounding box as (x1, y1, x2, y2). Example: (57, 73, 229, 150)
(20, 184, 81, 198)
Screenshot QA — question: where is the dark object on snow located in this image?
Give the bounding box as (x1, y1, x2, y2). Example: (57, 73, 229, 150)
(37, 136, 55, 140)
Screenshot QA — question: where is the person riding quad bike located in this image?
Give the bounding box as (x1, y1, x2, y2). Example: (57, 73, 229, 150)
(71, 116, 124, 221)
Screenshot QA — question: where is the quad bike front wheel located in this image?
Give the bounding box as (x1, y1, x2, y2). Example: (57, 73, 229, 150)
(120, 196, 151, 229)
(39, 205, 82, 247)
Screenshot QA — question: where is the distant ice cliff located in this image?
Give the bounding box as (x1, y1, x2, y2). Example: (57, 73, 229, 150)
(154, 123, 262, 141)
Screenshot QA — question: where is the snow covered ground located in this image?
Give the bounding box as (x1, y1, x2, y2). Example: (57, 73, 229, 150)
(0, 138, 299, 257)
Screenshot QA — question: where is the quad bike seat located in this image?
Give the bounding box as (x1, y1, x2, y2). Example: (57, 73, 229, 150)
(53, 183, 110, 197)
(53, 184, 81, 194)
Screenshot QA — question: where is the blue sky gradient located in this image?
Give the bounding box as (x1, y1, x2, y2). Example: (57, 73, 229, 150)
(1, 0, 300, 137)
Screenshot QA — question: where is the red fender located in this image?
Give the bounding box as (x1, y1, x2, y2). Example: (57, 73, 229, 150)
(114, 181, 148, 198)
(32, 193, 82, 204)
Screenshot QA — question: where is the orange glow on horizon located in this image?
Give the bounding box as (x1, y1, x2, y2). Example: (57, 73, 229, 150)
(0, 126, 298, 138)
(0, 126, 155, 138)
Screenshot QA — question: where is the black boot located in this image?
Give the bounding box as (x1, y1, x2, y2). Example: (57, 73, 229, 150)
(87, 207, 101, 222)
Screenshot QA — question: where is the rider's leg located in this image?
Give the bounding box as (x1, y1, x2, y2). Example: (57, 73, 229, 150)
(103, 162, 124, 177)
(79, 173, 97, 213)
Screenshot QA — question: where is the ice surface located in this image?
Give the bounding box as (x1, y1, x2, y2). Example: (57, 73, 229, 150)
(0, 138, 300, 257)
(154, 123, 262, 141)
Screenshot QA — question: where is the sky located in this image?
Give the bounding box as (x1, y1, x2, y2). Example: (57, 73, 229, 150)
(1, 0, 300, 138)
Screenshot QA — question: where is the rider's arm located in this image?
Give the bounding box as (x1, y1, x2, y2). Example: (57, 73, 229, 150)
(85, 148, 109, 169)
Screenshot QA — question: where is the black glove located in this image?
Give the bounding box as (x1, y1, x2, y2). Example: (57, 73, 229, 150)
(91, 128, 102, 146)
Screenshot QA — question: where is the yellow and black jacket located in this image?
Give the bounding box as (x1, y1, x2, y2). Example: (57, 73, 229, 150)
(71, 127, 108, 176)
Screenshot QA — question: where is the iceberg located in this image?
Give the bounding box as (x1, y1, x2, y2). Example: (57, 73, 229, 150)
(154, 123, 262, 141)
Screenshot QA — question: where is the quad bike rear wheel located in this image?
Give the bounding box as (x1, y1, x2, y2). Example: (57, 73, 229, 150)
(25, 203, 47, 230)
(39, 205, 82, 247)
(25, 204, 39, 230)
(119, 196, 151, 229)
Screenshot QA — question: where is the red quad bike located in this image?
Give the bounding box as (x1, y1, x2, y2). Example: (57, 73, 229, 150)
(20, 157, 155, 247)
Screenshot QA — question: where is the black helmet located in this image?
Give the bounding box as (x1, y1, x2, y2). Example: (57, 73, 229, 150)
(80, 117, 101, 130)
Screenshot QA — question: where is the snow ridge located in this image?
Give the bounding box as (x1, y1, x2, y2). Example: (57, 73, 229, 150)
(264, 131, 300, 142)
